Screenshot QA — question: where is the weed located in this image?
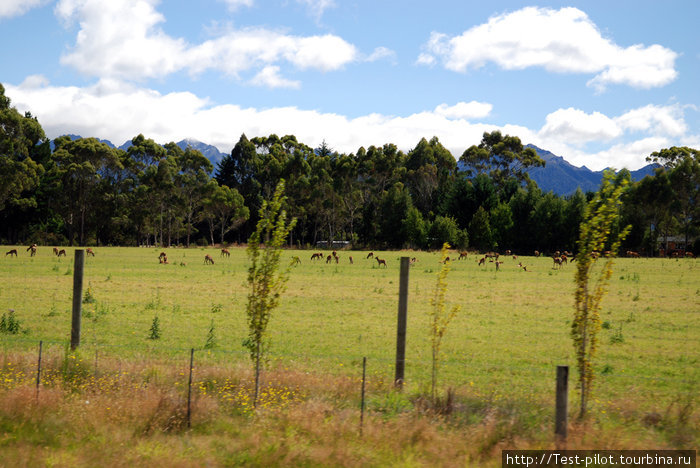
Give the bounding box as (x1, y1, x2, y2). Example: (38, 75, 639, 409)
(610, 325, 625, 344)
(148, 316, 161, 340)
(0, 310, 21, 334)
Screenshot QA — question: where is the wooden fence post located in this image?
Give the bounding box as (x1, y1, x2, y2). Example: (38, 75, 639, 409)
(71, 249, 85, 350)
(187, 348, 194, 429)
(394, 257, 410, 389)
(35, 340, 43, 401)
(555, 365, 569, 444)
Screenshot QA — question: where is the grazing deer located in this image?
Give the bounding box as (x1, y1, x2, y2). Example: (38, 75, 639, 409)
(204, 254, 215, 265)
(553, 257, 563, 269)
(310, 252, 321, 261)
(366, 252, 374, 259)
(291, 256, 301, 265)
(86, 248, 95, 257)
(495, 260, 504, 271)
(375, 257, 387, 268)
(512, 255, 518, 260)
(686, 252, 695, 258)
(560, 254, 568, 265)
(5, 249, 18, 257)
(458, 251, 468, 260)
(326, 255, 332, 264)
(158, 252, 167, 261)
(28, 244, 37, 256)
(478, 257, 485, 266)
(221, 248, 230, 257)
(626, 250, 640, 258)
(57, 249, 66, 257)
(53, 247, 59, 256)
(349, 256, 353, 264)
(159, 255, 169, 264)
(409, 257, 417, 266)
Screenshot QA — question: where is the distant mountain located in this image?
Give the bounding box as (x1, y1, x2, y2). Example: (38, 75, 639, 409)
(525, 145, 660, 195)
(175, 138, 227, 165)
(51, 135, 228, 167)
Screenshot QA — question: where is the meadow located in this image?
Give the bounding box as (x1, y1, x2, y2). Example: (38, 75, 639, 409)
(0, 245, 698, 466)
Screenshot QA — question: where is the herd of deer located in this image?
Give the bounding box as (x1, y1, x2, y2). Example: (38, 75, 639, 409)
(4, 245, 95, 258)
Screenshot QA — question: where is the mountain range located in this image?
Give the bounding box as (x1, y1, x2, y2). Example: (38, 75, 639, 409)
(52, 136, 659, 196)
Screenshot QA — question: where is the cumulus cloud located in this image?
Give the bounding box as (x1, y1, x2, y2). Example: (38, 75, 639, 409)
(249, 66, 301, 89)
(434, 101, 493, 120)
(0, 0, 48, 19)
(615, 104, 687, 137)
(419, 6, 678, 91)
(365, 46, 397, 64)
(539, 108, 621, 143)
(55, 0, 360, 84)
(7, 79, 696, 171)
(296, 0, 336, 23)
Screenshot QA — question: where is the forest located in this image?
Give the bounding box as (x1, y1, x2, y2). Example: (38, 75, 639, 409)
(1, 84, 699, 255)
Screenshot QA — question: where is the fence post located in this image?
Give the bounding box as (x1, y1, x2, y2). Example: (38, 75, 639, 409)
(555, 365, 569, 444)
(35, 340, 43, 401)
(187, 348, 194, 429)
(360, 356, 367, 435)
(394, 257, 410, 389)
(71, 249, 85, 350)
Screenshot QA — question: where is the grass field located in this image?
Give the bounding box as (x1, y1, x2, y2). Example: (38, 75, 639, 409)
(1, 245, 698, 466)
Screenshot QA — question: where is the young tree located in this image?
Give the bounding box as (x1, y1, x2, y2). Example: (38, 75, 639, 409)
(428, 242, 461, 401)
(244, 180, 297, 407)
(572, 170, 630, 419)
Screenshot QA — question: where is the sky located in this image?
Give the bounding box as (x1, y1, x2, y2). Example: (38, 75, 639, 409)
(1, 0, 698, 171)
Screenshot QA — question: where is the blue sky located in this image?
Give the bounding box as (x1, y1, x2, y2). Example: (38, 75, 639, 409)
(1, 0, 698, 170)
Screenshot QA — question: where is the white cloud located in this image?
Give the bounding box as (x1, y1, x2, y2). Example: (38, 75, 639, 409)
(218, 0, 253, 11)
(0, 0, 48, 19)
(6, 79, 696, 172)
(365, 47, 397, 64)
(615, 104, 687, 137)
(55, 0, 360, 84)
(296, 0, 336, 23)
(419, 6, 678, 91)
(249, 66, 301, 89)
(434, 101, 492, 120)
(539, 108, 621, 144)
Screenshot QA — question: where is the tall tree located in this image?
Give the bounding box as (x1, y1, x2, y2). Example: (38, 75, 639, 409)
(459, 131, 544, 188)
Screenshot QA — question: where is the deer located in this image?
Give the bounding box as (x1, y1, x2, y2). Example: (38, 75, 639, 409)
(375, 257, 387, 268)
(560, 254, 568, 265)
(534, 250, 541, 257)
(27, 244, 37, 256)
(310, 252, 321, 261)
(349, 256, 353, 264)
(159, 255, 169, 264)
(478, 257, 485, 266)
(5, 249, 18, 257)
(366, 252, 374, 259)
(686, 252, 695, 258)
(518, 262, 529, 272)
(458, 251, 468, 260)
(53, 247, 59, 256)
(495, 260, 504, 271)
(158, 252, 167, 261)
(57, 249, 66, 257)
(204, 254, 215, 265)
(326, 255, 332, 264)
(221, 248, 230, 257)
(626, 250, 640, 258)
(86, 248, 95, 257)
(553, 257, 563, 269)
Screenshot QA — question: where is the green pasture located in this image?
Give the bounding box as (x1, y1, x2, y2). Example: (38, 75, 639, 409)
(1, 245, 698, 408)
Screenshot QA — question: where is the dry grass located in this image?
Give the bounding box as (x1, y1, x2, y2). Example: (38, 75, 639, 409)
(1, 350, 697, 467)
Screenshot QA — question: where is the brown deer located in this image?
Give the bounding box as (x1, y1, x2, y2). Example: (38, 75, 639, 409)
(57, 249, 66, 257)
(458, 251, 468, 260)
(326, 255, 332, 264)
(626, 250, 640, 258)
(504, 250, 511, 256)
(560, 254, 568, 265)
(375, 257, 387, 268)
(349, 256, 353, 264)
(158, 252, 167, 261)
(686, 252, 695, 258)
(5, 249, 18, 257)
(310, 252, 321, 261)
(221, 248, 230, 257)
(478, 257, 485, 266)
(366, 252, 374, 259)
(86, 248, 95, 257)
(204, 254, 215, 265)
(159, 255, 169, 264)
(534, 250, 541, 257)
(53, 247, 59, 256)
(27, 244, 37, 256)
(553, 257, 563, 269)
(495, 260, 504, 271)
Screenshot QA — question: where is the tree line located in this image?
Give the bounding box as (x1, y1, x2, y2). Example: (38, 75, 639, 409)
(1, 84, 698, 255)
